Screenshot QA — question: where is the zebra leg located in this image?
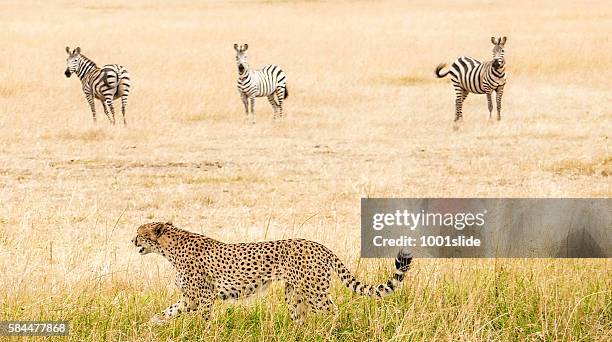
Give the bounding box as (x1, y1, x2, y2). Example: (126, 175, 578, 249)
(277, 87, 285, 118)
(118, 72, 131, 126)
(241, 94, 249, 120)
(108, 101, 116, 125)
(85, 94, 96, 123)
(268, 95, 279, 120)
(103, 99, 116, 125)
(121, 95, 128, 126)
(487, 93, 493, 119)
(108, 100, 117, 125)
(249, 97, 256, 124)
(495, 86, 504, 120)
(454, 87, 468, 122)
(101, 100, 112, 125)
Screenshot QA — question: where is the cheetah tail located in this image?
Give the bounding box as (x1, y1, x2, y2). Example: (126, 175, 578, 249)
(334, 248, 413, 298)
(435, 63, 450, 78)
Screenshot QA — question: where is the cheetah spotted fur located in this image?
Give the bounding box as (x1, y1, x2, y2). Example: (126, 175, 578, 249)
(132, 222, 413, 323)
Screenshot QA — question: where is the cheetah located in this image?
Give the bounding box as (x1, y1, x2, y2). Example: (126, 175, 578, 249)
(132, 222, 413, 324)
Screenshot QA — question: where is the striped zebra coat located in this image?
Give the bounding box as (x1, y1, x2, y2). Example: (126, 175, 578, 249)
(234, 44, 288, 123)
(435, 37, 507, 122)
(65, 47, 131, 125)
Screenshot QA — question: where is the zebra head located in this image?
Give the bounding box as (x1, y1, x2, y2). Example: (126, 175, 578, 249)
(64, 46, 82, 78)
(490, 37, 506, 69)
(234, 43, 249, 75)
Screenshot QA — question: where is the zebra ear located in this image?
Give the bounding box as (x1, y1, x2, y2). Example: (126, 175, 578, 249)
(234, 43, 239, 51)
(65, 46, 71, 54)
(501, 36, 507, 45)
(491, 37, 496, 44)
(243, 44, 248, 51)
(75, 47, 81, 54)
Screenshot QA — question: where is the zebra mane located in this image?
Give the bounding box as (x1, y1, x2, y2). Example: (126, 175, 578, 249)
(78, 53, 97, 68)
(72, 53, 99, 81)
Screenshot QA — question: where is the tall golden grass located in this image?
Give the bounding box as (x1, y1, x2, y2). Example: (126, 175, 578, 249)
(0, 0, 610, 340)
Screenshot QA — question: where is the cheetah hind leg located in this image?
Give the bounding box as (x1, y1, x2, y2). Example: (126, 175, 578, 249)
(313, 294, 337, 314)
(285, 283, 309, 322)
(303, 283, 337, 314)
(284, 283, 297, 320)
(303, 273, 336, 314)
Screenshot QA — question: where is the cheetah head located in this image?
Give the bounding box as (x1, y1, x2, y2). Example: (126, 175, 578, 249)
(132, 222, 168, 255)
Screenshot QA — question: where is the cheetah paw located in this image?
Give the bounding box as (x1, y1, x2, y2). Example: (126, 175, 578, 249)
(149, 314, 168, 326)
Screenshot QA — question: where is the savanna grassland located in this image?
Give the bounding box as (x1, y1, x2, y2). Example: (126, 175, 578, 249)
(0, 0, 610, 341)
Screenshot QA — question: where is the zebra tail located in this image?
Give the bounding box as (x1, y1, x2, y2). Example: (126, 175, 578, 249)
(435, 63, 450, 78)
(284, 86, 289, 100)
(333, 248, 413, 298)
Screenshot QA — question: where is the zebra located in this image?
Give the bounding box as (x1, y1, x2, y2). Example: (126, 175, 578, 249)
(435, 36, 507, 122)
(234, 44, 288, 123)
(64, 46, 131, 126)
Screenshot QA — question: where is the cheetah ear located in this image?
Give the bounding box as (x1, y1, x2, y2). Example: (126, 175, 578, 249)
(243, 43, 248, 51)
(234, 43, 239, 52)
(66, 46, 71, 54)
(75, 47, 81, 54)
(152, 222, 166, 239)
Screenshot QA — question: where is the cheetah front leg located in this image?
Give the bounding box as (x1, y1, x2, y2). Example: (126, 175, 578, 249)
(150, 276, 217, 325)
(197, 291, 216, 322)
(150, 295, 198, 326)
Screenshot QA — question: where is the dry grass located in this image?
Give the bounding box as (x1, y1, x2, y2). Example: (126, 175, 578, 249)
(0, 0, 610, 341)
(550, 156, 611, 177)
